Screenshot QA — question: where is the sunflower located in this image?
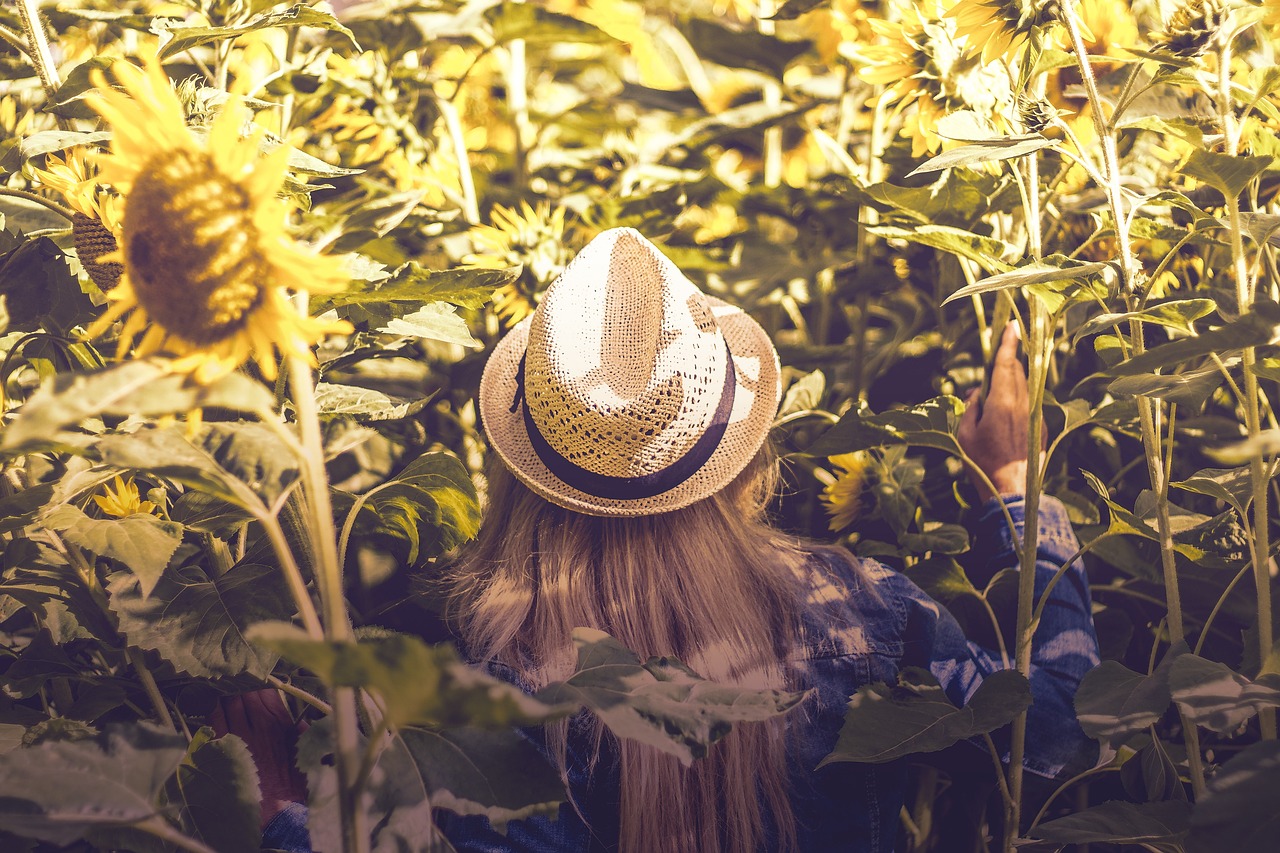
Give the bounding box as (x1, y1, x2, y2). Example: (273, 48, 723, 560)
(464, 201, 570, 325)
(83, 56, 351, 384)
(822, 452, 871, 532)
(93, 475, 158, 518)
(30, 149, 125, 293)
(947, 0, 1063, 65)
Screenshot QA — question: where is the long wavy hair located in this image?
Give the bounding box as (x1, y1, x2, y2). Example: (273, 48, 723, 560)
(447, 446, 808, 853)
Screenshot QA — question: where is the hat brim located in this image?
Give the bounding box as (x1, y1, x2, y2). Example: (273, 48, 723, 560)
(478, 295, 781, 517)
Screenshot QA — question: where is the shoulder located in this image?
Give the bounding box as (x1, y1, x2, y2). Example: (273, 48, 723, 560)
(790, 544, 920, 663)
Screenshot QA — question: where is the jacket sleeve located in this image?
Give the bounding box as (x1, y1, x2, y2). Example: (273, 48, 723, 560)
(890, 494, 1100, 779)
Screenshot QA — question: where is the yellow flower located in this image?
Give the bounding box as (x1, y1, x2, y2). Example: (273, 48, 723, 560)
(30, 150, 125, 292)
(822, 452, 870, 532)
(83, 56, 351, 384)
(948, 0, 1065, 65)
(93, 475, 158, 518)
(464, 202, 570, 325)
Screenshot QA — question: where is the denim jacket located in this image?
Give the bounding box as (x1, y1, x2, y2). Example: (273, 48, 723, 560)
(265, 496, 1099, 853)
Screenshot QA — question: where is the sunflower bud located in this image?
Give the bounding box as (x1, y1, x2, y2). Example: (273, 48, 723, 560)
(1017, 94, 1055, 133)
(71, 212, 123, 292)
(1156, 0, 1227, 57)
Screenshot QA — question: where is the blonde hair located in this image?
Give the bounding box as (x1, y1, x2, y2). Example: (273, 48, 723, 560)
(448, 447, 807, 853)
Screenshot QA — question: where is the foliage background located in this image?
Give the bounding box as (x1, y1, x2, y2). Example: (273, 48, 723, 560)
(0, 0, 1277, 850)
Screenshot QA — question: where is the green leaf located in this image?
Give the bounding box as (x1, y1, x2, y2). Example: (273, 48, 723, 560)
(381, 302, 481, 348)
(1108, 300, 1280, 376)
(942, 256, 1111, 305)
(1172, 466, 1254, 518)
(868, 225, 1013, 272)
(1187, 740, 1280, 853)
(1030, 800, 1189, 846)
(108, 563, 292, 679)
(1168, 654, 1280, 734)
(682, 18, 811, 79)
(805, 397, 964, 457)
(777, 369, 825, 418)
(0, 236, 91, 336)
(401, 727, 565, 828)
(163, 729, 261, 853)
(0, 483, 55, 534)
(1180, 150, 1274, 200)
(538, 628, 809, 766)
(898, 522, 971, 555)
(361, 451, 481, 564)
(1120, 736, 1186, 803)
(906, 135, 1057, 177)
(316, 263, 510, 314)
(0, 196, 70, 237)
(768, 0, 829, 20)
(1, 361, 275, 453)
(0, 724, 186, 845)
(15, 130, 111, 163)
(313, 383, 431, 422)
(1107, 364, 1224, 410)
(1205, 429, 1280, 465)
(674, 101, 809, 151)
(485, 2, 613, 44)
(819, 668, 1030, 766)
(94, 422, 299, 512)
(250, 624, 570, 730)
(329, 190, 428, 254)
(1074, 642, 1187, 748)
(1073, 299, 1218, 342)
(43, 505, 182, 599)
(156, 4, 357, 59)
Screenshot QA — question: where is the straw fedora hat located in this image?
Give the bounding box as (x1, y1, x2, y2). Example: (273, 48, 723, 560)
(479, 227, 781, 517)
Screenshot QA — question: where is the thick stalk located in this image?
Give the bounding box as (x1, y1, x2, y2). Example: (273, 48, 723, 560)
(287, 351, 367, 853)
(1005, 301, 1047, 852)
(759, 0, 783, 189)
(1218, 36, 1275, 740)
(15, 0, 61, 106)
(506, 38, 530, 189)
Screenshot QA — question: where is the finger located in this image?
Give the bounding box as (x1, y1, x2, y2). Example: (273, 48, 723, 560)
(988, 322, 1026, 406)
(957, 389, 980, 443)
(208, 702, 228, 738)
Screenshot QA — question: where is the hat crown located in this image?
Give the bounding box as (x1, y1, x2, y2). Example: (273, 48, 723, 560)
(524, 228, 729, 479)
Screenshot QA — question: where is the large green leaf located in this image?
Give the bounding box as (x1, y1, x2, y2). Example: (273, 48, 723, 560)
(1179, 150, 1274, 200)
(906, 135, 1057, 178)
(538, 629, 810, 766)
(250, 624, 570, 730)
(1, 361, 275, 453)
(163, 728, 261, 853)
(401, 727, 565, 828)
(868, 225, 1013, 272)
(0, 540, 118, 643)
(43, 505, 182, 599)
(485, 2, 613, 45)
(819, 668, 1030, 766)
(1187, 741, 1280, 853)
(155, 3, 357, 59)
(358, 451, 481, 564)
(0, 724, 186, 845)
(313, 383, 432, 422)
(108, 562, 292, 679)
(1030, 800, 1189, 846)
(805, 396, 963, 457)
(682, 17, 811, 79)
(1107, 364, 1224, 410)
(380, 302, 482, 348)
(1074, 642, 1186, 748)
(297, 720, 450, 853)
(94, 422, 299, 512)
(1108, 299, 1280, 376)
(1168, 654, 1280, 734)
(315, 263, 511, 314)
(1073, 299, 1218, 342)
(942, 256, 1111, 305)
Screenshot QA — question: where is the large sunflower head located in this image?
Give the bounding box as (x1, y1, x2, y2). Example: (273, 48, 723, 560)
(948, 0, 1062, 65)
(83, 56, 351, 384)
(822, 452, 871, 532)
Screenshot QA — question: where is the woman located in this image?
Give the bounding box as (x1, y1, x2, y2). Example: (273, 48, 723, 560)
(254, 227, 1099, 852)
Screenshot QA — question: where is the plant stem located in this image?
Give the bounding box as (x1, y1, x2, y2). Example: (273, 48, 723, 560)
(438, 98, 479, 224)
(506, 38, 530, 189)
(759, 0, 783, 189)
(267, 674, 333, 715)
(1218, 34, 1276, 741)
(0, 187, 75, 220)
(257, 510, 324, 639)
(286, 346, 366, 853)
(15, 0, 61, 108)
(127, 647, 177, 733)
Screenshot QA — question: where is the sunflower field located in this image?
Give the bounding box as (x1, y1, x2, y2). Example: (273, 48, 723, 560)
(0, 0, 1277, 850)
